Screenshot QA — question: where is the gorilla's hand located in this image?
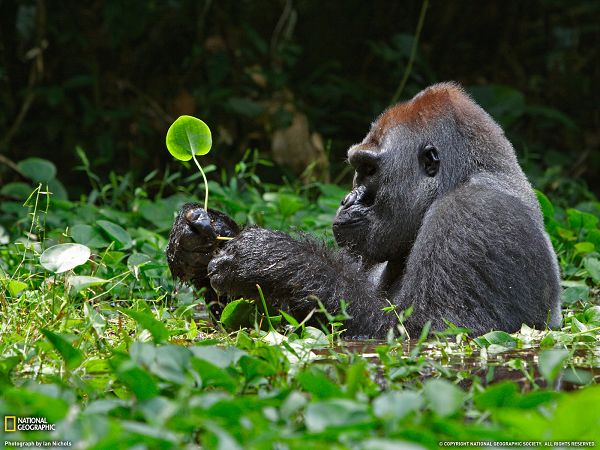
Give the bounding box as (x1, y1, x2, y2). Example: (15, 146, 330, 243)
(207, 227, 290, 299)
(166, 203, 240, 288)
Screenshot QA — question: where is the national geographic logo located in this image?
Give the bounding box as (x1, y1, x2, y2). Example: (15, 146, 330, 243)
(4, 416, 16, 432)
(4, 416, 56, 432)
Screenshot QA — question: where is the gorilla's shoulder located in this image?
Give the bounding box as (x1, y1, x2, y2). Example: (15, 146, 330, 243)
(423, 177, 545, 243)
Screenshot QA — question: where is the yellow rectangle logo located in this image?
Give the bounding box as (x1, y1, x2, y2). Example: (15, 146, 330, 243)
(4, 416, 16, 432)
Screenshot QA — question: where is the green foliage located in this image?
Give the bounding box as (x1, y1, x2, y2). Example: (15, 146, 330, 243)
(3, 1, 598, 205)
(1, 2, 599, 444)
(0, 161, 599, 448)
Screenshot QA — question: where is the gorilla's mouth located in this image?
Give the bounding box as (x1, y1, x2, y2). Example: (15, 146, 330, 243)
(332, 211, 369, 251)
(334, 217, 365, 228)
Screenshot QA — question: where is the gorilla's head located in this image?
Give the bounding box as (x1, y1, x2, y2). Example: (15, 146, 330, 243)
(333, 82, 515, 264)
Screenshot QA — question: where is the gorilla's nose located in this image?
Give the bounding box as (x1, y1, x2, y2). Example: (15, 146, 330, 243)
(341, 191, 358, 208)
(340, 186, 367, 209)
(185, 208, 216, 238)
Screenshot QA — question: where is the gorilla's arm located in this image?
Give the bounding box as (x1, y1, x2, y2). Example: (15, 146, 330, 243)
(394, 182, 561, 336)
(208, 228, 394, 337)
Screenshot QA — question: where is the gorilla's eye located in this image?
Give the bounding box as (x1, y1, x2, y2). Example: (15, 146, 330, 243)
(419, 144, 440, 177)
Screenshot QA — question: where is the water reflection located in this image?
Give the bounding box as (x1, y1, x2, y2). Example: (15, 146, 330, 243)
(318, 339, 600, 391)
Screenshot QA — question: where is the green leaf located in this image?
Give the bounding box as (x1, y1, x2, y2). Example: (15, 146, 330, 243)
(574, 242, 594, 255)
(166, 115, 212, 161)
(18, 157, 57, 183)
(139, 199, 177, 230)
(40, 243, 91, 273)
(97, 220, 132, 249)
(190, 346, 246, 368)
(305, 399, 370, 432)
(586, 229, 600, 249)
(114, 361, 159, 401)
(567, 208, 599, 231)
(583, 257, 600, 283)
(549, 386, 600, 440)
(2, 387, 69, 422)
(423, 379, 465, 417)
(297, 368, 342, 399)
(373, 390, 423, 420)
(535, 190, 555, 222)
(0, 356, 21, 387)
(538, 348, 569, 384)
(191, 357, 237, 393)
(238, 355, 276, 381)
(561, 367, 593, 386)
(127, 252, 152, 268)
(84, 303, 106, 334)
(147, 345, 192, 385)
(220, 299, 255, 330)
(1, 182, 33, 200)
(68, 275, 108, 293)
(474, 381, 518, 409)
(475, 330, 518, 348)
(47, 178, 68, 200)
(280, 309, 300, 328)
(583, 306, 600, 325)
(119, 308, 170, 343)
(7, 280, 28, 297)
(561, 286, 589, 304)
(41, 329, 83, 370)
(71, 224, 109, 248)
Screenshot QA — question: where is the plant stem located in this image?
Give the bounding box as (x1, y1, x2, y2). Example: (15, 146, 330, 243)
(191, 153, 209, 211)
(256, 284, 274, 331)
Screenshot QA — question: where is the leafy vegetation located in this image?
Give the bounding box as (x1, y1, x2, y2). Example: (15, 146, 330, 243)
(0, 154, 599, 448)
(2, 2, 598, 197)
(1, 2, 599, 447)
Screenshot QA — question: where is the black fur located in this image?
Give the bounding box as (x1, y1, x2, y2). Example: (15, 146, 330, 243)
(167, 83, 562, 338)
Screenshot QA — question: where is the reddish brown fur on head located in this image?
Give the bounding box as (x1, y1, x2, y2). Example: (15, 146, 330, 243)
(370, 82, 479, 141)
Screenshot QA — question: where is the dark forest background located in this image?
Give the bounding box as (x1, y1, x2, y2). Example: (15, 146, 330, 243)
(1, 0, 598, 204)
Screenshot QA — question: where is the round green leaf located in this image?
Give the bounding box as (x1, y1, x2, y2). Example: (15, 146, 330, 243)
(18, 157, 57, 183)
(40, 243, 91, 273)
(166, 115, 212, 161)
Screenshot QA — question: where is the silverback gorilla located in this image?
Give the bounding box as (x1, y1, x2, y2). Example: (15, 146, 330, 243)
(167, 82, 562, 338)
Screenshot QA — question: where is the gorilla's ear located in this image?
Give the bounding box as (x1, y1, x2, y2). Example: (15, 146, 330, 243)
(419, 144, 440, 177)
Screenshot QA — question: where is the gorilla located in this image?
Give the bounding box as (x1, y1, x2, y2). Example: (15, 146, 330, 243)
(167, 82, 562, 338)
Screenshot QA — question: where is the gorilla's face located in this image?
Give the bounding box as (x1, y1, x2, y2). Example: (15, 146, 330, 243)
(333, 124, 440, 264)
